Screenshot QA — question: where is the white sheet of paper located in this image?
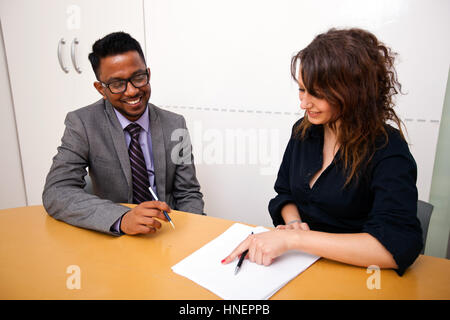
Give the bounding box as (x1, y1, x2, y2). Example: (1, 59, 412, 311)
(171, 223, 320, 300)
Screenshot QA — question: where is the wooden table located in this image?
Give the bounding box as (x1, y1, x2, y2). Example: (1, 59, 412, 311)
(0, 205, 449, 299)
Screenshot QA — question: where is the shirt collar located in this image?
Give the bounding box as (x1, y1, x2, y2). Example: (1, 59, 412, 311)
(113, 105, 150, 133)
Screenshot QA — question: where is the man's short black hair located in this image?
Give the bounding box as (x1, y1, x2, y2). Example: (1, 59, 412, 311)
(88, 31, 146, 80)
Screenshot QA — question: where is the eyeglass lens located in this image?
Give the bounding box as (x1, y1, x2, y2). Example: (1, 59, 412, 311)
(108, 73, 148, 93)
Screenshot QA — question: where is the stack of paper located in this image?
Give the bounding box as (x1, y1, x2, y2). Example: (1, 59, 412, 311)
(171, 223, 320, 300)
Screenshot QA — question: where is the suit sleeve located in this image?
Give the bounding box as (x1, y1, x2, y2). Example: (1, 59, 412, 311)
(42, 111, 130, 235)
(169, 116, 205, 214)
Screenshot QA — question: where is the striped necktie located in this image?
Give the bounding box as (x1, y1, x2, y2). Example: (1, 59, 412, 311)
(125, 123, 152, 204)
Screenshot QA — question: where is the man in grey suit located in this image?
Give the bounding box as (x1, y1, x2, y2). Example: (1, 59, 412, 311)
(43, 32, 204, 236)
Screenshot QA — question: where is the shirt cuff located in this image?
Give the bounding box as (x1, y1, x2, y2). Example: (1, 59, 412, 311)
(110, 216, 125, 235)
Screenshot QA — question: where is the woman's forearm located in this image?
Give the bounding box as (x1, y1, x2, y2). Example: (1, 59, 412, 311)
(288, 230, 398, 269)
(281, 203, 302, 224)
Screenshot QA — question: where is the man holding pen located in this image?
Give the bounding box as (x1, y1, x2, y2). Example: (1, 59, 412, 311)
(43, 32, 204, 236)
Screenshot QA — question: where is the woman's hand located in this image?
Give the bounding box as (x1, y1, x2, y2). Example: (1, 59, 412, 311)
(276, 220, 310, 231)
(221, 230, 298, 266)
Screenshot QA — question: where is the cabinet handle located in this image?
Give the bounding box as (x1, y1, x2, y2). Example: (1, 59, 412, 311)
(71, 38, 82, 74)
(57, 38, 69, 73)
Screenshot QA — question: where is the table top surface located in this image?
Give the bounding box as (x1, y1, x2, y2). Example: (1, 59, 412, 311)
(0, 205, 449, 300)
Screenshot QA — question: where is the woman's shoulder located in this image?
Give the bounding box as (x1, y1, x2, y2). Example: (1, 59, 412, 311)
(378, 124, 407, 147)
(373, 124, 415, 163)
(292, 117, 304, 132)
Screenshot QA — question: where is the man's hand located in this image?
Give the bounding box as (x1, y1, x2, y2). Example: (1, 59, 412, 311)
(120, 201, 171, 235)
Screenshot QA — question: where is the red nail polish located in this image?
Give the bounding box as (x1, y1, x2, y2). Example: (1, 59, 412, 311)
(221, 258, 226, 263)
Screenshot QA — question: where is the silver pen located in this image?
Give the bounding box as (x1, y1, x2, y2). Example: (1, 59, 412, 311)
(148, 187, 175, 229)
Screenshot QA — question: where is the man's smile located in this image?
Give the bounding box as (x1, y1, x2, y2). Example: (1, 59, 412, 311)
(121, 95, 143, 106)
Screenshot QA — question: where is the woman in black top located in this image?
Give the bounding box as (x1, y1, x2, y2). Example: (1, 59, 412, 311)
(223, 28, 422, 276)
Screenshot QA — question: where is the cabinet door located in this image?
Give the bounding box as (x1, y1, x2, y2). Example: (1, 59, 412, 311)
(0, 0, 145, 205)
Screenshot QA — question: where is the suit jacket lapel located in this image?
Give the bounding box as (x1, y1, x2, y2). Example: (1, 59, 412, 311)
(149, 103, 167, 202)
(103, 99, 133, 202)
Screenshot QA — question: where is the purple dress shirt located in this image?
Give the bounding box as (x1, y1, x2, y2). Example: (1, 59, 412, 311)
(110, 106, 156, 234)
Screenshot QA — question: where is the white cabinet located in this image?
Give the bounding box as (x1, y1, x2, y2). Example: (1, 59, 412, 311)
(0, 0, 146, 205)
(0, 23, 27, 209)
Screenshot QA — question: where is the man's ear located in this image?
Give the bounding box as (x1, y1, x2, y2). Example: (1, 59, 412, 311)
(93, 81, 107, 100)
(147, 67, 151, 80)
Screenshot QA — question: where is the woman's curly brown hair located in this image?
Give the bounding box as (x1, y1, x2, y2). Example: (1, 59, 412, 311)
(291, 28, 405, 186)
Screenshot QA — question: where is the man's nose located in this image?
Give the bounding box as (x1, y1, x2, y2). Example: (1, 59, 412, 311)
(124, 81, 139, 96)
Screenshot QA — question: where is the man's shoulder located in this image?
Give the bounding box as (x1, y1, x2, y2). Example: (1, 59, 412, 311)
(70, 99, 105, 117)
(150, 103, 185, 124)
(64, 99, 108, 128)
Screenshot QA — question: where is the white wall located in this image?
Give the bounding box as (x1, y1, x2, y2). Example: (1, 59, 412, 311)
(144, 0, 450, 226)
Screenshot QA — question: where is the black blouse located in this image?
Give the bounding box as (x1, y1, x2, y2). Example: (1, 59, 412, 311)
(268, 119, 423, 276)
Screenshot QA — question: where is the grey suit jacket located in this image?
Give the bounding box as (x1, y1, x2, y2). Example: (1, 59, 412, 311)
(43, 99, 204, 235)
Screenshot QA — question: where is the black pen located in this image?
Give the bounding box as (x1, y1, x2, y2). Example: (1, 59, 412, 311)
(234, 232, 253, 275)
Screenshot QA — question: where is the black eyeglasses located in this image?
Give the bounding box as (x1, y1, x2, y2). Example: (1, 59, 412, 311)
(101, 70, 149, 94)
